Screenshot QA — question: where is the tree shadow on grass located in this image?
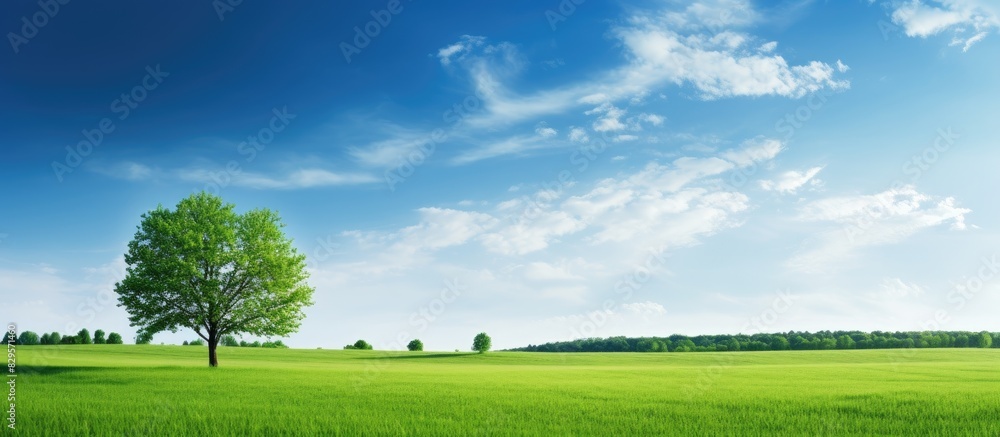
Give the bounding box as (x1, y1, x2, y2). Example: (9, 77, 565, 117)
(14, 365, 107, 376)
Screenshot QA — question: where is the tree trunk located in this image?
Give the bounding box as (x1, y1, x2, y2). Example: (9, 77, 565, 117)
(208, 331, 219, 367)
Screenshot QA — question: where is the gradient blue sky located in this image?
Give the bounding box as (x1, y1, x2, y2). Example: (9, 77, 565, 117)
(2, 0, 999, 351)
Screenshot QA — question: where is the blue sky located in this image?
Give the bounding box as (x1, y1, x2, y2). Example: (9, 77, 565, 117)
(2, 0, 999, 351)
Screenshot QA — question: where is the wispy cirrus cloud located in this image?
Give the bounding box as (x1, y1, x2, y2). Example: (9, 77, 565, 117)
(90, 160, 377, 189)
(349, 0, 850, 166)
(760, 166, 824, 194)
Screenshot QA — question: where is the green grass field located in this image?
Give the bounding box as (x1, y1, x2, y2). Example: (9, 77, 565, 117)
(7, 346, 1000, 436)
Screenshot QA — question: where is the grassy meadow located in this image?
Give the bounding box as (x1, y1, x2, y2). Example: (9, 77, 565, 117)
(6, 346, 1000, 436)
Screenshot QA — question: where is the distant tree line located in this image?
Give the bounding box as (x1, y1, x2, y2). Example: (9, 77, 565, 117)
(509, 331, 998, 353)
(210, 334, 287, 348)
(11, 328, 124, 345)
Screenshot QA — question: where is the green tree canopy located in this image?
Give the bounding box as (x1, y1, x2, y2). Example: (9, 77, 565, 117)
(472, 332, 492, 353)
(407, 339, 423, 351)
(17, 331, 40, 345)
(77, 328, 92, 345)
(135, 331, 153, 345)
(106, 332, 123, 344)
(114, 192, 315, 366)
(93, 329, 106, 344)
(353, 339, 373, 350)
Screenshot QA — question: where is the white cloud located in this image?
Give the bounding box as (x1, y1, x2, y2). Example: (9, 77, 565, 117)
(452, 135, 552, 165)
(87, 161, 156, 181)
(720, 138, 784, 167)
(887, 0, 999, 51)
(568, 127, 589, 143)
(587, 104, 628, 132)
(178, 168, 376, 189)
(880, 277, 925, 297)
(759, 166, 824, 194)
(622, 301, 667, 315)
(433, 1, 848, 134)
(347, 125, 434, 168)
(437, 35, 486, 65)
(339, 137, 782, 262)
(789, 185, 971, 272)
(535, 125, 558, 138)
(639, 113, 665, 126)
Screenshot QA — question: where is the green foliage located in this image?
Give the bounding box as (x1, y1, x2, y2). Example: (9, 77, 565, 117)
(510, 331, 1000, 353)
(60, 335, 78, 344)
(49, 332, 61, 344)
(221, 335, 239, 347)
(93, 329, 106, 344)
(189, 339, 205, 346)
(261, 340, 287, 348)
(114, 192, 314, 366)
(182, 341, 189, 346)
(135, 331, 153, 345)
(352, 340, 373, 350)
(17, 331, 40, 345)
(979, 331, 992, 349)
(472, 332, 492, 353)
(40, 333, 52, 345)
(106, 332, 123, 344)
(77, 328, 92, 345)
(407, 339, 423, 351)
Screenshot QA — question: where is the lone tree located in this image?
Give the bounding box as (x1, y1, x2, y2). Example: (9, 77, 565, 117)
(407, 339, 423, 351)
(93, 329, 106, 344)
(114, 192, 314, 367)
(472, 332, 492, 353)
(106, 332, 123, 344)
(352, 339, 373, 350)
